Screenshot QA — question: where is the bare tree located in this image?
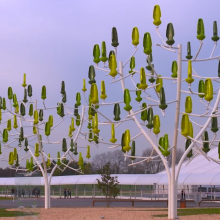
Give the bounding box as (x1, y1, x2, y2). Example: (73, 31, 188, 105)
(92, 150, 128, 174)
(140, 148, 184, 174)
(92, 148, 184, 174)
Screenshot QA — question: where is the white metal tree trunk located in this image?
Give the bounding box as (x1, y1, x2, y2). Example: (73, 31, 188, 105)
(169, 44, 182, 219)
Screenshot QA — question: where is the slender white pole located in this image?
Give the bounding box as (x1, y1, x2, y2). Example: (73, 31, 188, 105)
(170, 44, 182, 219)
(35, 100, 49, 209)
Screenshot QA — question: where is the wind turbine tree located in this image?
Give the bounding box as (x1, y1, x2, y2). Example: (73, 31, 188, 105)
(83, 4, 220, 219)
(2, 74, 87, 209)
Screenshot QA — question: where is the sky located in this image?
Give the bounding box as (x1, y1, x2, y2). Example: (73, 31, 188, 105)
(0, 0, 220, 169)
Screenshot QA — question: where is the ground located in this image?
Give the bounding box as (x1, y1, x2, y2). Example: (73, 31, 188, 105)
(1, 208, 220, 220)
(0, 197, 220, 219)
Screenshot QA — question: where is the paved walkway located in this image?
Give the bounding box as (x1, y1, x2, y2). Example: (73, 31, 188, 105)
(0, 197, 220, 209)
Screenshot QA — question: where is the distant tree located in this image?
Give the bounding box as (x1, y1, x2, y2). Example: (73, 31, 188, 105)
(83, 162, 92, 174)
(0, 167, 17, 177)
(92, 148, 184, 175)
(52, 161, 80, 176)
(140, 148, 184, 174)
(92, 150, 128, 174)
(97, 163, 120, 207)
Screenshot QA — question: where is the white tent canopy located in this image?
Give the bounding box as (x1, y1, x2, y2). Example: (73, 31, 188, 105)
(0, 174, 165, 186)
(159, 147, 220, 185)
(0, 148, 219, 186)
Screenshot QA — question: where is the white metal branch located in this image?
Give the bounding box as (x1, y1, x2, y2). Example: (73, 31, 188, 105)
(123, 47, 138, 67)
(210, 42, 217, 58)
(193, 41, 203, 60)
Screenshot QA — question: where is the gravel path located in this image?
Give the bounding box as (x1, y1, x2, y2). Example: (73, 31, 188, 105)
(1, 207, 220, 220)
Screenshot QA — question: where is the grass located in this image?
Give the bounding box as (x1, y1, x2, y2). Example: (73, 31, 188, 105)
(0, 196, 13, 200)
(153, 208, 220, 217)
(0, 208, 38, 217)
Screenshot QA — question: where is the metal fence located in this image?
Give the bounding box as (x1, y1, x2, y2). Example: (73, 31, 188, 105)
(0, 184, 219, 201)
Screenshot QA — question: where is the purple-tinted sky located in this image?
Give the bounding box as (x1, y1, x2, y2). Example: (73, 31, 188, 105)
(0, 0, 220, 168)
(0, 0, 219, 89)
